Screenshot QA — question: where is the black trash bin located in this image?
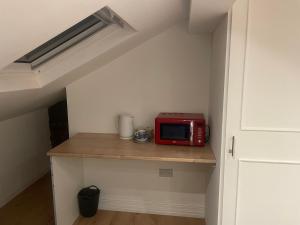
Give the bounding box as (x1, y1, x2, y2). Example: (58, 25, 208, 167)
(78, 185, 100, 217)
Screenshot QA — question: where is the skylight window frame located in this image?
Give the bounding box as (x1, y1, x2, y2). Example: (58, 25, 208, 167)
(15, 8, 113, 68)
(30, 21, 108, 68)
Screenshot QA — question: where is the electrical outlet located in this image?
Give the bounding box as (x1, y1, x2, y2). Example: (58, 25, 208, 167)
(159, 168, 173, 177)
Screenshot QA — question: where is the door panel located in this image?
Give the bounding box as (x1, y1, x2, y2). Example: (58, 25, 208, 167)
(241, 0, 300, 131)
(238, 132, 300, 160)
(236, 161, 300, 225)
(222, 0, 300, 224)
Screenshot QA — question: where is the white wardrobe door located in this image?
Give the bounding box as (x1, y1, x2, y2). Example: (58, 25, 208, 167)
(221, 0, 300, 224)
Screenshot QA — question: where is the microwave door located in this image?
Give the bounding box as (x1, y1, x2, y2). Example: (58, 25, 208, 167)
(160, 123, 191, 141)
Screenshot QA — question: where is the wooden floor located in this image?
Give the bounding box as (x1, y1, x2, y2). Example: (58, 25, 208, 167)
(74, 210, 206, 225)
(0, 173, 205, 225)
(0, 173, 55, 225)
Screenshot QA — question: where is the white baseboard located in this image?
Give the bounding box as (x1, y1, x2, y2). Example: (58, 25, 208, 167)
(0, 168, 50, 208)
(99, 193, 205, 218)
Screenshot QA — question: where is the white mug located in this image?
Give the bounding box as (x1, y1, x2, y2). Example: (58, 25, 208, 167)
(118, 114, 134, 140)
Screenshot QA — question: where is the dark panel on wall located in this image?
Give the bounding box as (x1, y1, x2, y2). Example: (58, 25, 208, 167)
(48, 100, 69, 147)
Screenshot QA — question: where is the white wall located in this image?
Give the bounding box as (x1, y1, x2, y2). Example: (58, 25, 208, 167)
(206, 16, 229, 225)
(67, 22, 211, 135)
(0, 109, 51, 207)
(66, 22, 212, 218)
(83, 159, 209, 218)
(51, 157, 83, 225)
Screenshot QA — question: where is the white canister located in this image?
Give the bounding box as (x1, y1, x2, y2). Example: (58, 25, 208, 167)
(118, 114, 134, 140)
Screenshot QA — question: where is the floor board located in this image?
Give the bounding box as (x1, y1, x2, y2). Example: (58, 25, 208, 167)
(0, 173, 55, 225)
(74, 210, 206, 225)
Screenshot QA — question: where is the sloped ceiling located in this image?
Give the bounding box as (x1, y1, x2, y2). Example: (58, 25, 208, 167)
(0, 0, 234, 121)
(189, 0, 236, 33)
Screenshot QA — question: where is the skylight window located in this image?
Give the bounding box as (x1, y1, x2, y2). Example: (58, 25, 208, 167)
(15, 7, 119, 68)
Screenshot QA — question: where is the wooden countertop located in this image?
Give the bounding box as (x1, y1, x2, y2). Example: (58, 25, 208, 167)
(47, 133, 216, 165)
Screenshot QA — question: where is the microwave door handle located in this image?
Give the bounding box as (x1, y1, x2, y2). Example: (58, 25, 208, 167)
(190, 121, 194, 144)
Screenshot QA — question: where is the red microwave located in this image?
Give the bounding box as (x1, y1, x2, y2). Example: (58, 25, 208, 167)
(155, 113, 206, 147)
